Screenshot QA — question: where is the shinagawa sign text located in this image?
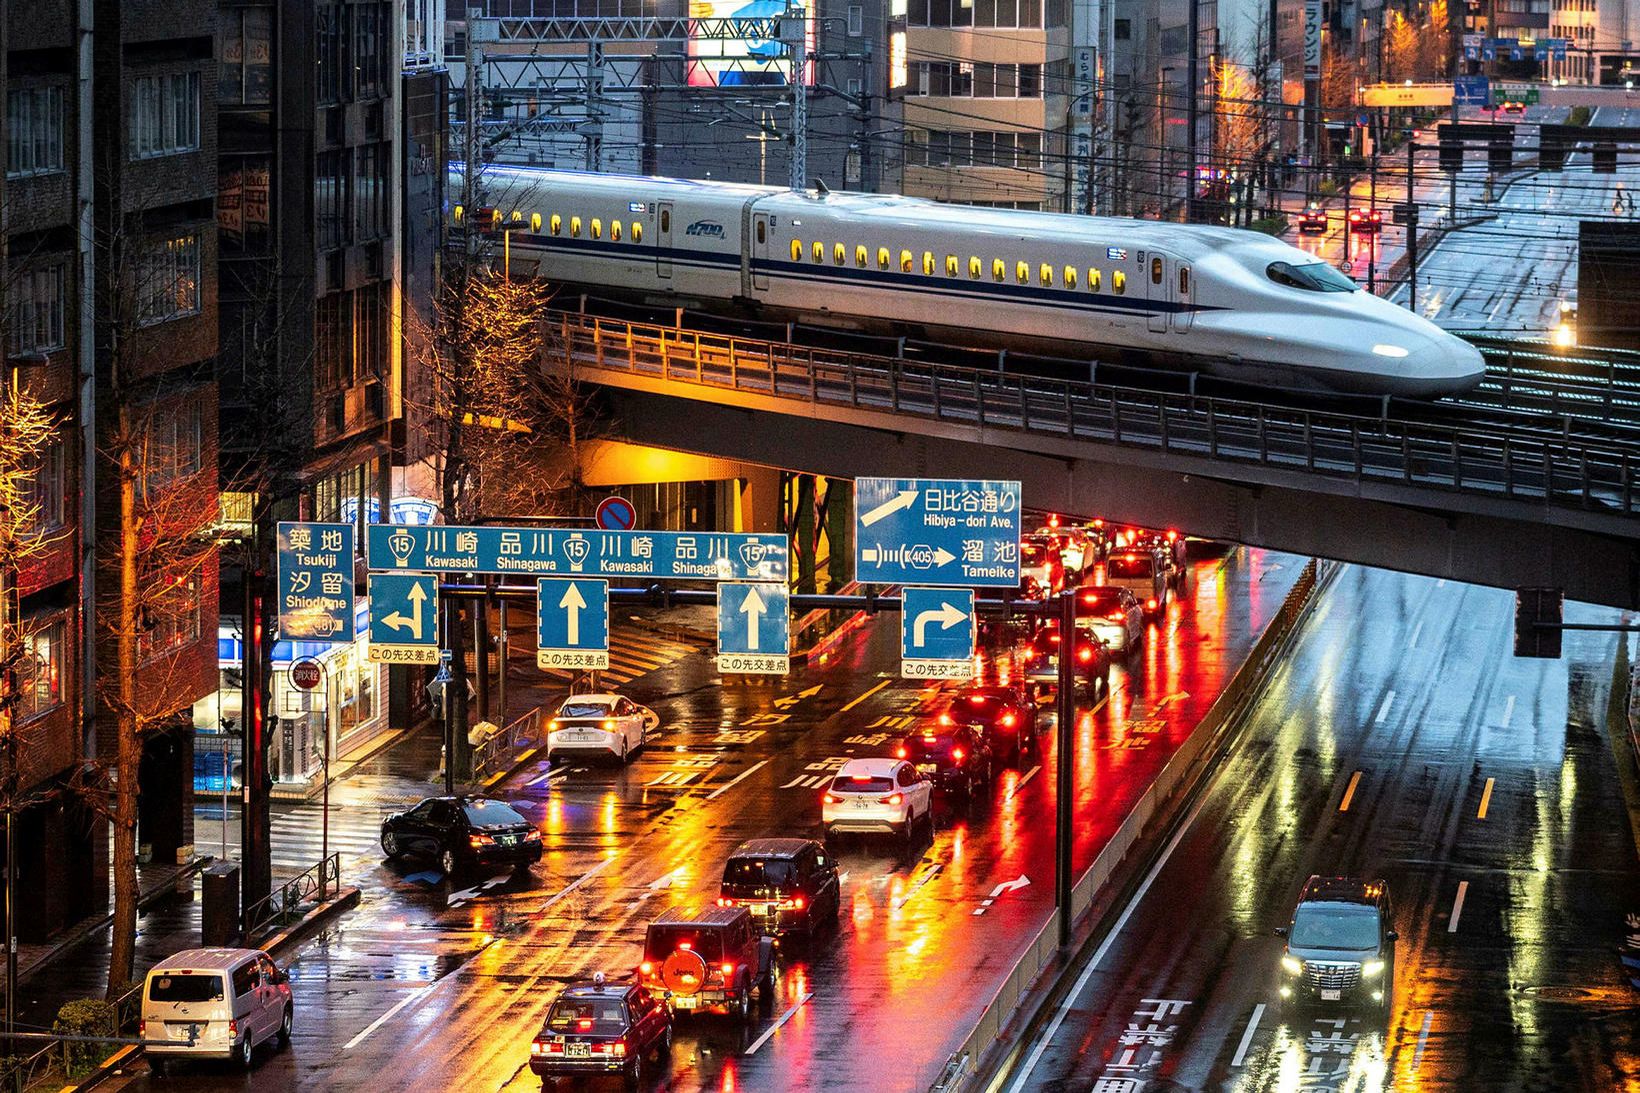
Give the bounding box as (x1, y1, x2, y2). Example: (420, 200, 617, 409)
(368, 525, 788, 582)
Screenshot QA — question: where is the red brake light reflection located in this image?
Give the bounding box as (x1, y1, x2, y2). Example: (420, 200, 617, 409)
(895, 746, 908, 759)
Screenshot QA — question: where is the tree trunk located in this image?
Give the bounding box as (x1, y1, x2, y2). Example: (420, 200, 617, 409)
(108, 417, 139, 997)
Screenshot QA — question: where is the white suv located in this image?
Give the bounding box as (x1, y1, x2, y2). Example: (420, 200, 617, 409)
(821, 758, 933, 846)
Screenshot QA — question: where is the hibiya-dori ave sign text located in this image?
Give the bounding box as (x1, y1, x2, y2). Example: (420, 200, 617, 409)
(367, 525, 789, 582)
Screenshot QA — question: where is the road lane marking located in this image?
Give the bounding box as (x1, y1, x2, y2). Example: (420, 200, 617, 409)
(706, 758, 771, 800)
(1008, 764, 1042, 798)
(1500, 694, 1516, 728)
(892, 864, 943, 909)
(343, 981, 437, 1051)
(1448, 881, 1469, 933)
(743, 991, 814, 1055)
(1004, 775, 1215, 1093)
(536, 857, 615, 915)
(1477, 778, 1495, 819)
(840, 679, 892, 712)
(1338, 771, 1363, 813)
(1374, 691, 1396, 724)
(1409, 621, 1424, 649)
(1230, 1003, 1266, 1067)
(1413, 1010, 1434, 1068)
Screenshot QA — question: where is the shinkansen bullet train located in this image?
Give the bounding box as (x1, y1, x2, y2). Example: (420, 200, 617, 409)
(476, 166, 1486, 398)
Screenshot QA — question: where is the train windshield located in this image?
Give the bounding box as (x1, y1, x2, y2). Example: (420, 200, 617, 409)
(1266, 261, 1356, 293)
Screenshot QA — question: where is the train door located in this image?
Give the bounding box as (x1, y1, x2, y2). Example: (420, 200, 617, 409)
(1146, 254, 1169, 333)
(656, 202, 673, 279)
(752, 213, 771, 290)
(1174, 263, 1193, 332)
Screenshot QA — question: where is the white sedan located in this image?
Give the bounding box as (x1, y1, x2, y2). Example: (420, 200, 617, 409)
(546, 693, 659, 765)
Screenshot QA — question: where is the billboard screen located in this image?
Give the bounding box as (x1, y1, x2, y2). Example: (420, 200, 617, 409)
(687, 0, 815, 87)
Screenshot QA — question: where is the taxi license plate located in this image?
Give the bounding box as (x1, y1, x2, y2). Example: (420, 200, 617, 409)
(916, 763, 938, 774)
(1320, 989, 1342, 1001)
(673, 996, 699, 1010)
(566, 1042, 591, 1058)
(749, 904, 769, 916)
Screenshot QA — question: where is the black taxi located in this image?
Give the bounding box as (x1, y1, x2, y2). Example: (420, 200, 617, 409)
(529, 976, 672, 1089)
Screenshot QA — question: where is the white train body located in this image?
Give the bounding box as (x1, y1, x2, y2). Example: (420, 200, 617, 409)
(479, 166, 1486, 397)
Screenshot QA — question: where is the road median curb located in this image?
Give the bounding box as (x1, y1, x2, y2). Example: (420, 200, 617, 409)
(930, 557, 1332, 1093)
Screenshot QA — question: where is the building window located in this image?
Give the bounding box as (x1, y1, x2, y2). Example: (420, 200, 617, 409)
(6, 87, 65, 178)
(355, 3, 388, 99)
(16, 618, 66, 722)
(219, 7, 273, 106)
(8, 264, 66, 355)
(136, 235, 202, 325)
(131, 72, 202, 159)
(317, 3, 347, 106)
(354, 144, 390, 241)
(139, 583, 203, 664)
(143, 398, 205, 491)
(21, 439, 67, 536)
(848, 3, 864, 34)
(1114, 17, 1131, 37)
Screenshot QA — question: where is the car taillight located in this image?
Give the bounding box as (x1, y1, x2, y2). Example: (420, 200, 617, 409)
(612, 1041, 628, 1057)
(1166, 530, 1178, 542)
(469, 834, 495, 848)
(1146, 598, 1157, 609)
(952, 748, 965, 762)
(823, 793, 839, 804)
(879, 793, 904, 805)
(720, 962, 736, 978)
(1108, 611, 1126, 621)
(779, 896, 806, 910)
(1023, 645, 1036, 657)
(717, 896, 732, 907)
(228, 1020, 239, 1038)
(639, 961, 655, 975)
(138, 1020, 146, 1038)
(1002, 713, 1016, 727)
(937, 713, 953, 726)
(523, 829, 541, 841)
(1078, 647, 1094, 662)
(895, 746, 908, 759)
(533, 1040, 561, 1055)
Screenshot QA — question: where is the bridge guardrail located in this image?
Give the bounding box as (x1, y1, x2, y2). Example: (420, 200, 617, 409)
(557, 313, 1639, 522)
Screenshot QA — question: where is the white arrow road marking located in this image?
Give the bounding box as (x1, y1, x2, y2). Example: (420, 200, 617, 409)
(912, 601, 968, 646)
(987, 874, 1031, 899)
(740, 585, 767, 650)
(559, 582, 587, 645)
(773, 685, 824, 709)
(381, 580, 428, 637)
(1150, 690, 1190, 713)
(860, 489, 919, 527)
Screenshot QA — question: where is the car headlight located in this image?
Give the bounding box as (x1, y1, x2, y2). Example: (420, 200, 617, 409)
(1362, 959, 1385, 977)
(1281, 956, 1303, 976)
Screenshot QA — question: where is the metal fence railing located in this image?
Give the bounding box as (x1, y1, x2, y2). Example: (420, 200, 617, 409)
(555, 313, 1640, 525)
(472, 707, 547, 783)
(243, 853, 341, 942)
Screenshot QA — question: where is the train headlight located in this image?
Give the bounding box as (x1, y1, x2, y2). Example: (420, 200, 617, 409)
(1371, 344, 1409, 358)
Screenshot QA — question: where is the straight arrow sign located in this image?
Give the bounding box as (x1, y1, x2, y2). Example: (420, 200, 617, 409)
(560, 581, 587, 645)
(740, 585, 767, 650)
(913, 601, 969, 647)
(381, 580, 426, 637)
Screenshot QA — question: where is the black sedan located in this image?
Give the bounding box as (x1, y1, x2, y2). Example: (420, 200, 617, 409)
(530, 979, 672, 1090)
(894, 725, 994, 800)
(380, 795, 542, 878)
(937, 684, 1038, 767)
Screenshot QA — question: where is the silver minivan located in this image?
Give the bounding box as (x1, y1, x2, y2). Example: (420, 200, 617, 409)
(140, 947, 292, 1074)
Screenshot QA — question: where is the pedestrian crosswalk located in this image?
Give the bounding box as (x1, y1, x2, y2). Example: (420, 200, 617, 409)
(523, 627, 702, 689)
(196, 800, 398, 878)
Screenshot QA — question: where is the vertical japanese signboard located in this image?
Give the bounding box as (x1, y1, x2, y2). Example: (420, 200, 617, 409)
(276, 521, 355, 642)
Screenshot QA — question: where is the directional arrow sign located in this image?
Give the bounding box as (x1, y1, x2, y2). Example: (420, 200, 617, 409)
(854, 478, 1022, 587)
(367, 573, 439, 664)
(773, 685, 824, 709)
(536, 578, 610, 670)
(717, 582, 789, 675)
(900, 587, 975, 680)
(987, 875, 1032, 899)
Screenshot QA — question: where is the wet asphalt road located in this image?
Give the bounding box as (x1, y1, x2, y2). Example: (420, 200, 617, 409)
(105, 545, 1297, 1092)
(1005, 566, 1640, 1093)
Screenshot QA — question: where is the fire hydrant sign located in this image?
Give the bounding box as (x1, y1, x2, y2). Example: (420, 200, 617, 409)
(276, 522, 356, 642)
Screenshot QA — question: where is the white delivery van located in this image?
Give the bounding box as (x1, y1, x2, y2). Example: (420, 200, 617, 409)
(140, 947, 292, 1074)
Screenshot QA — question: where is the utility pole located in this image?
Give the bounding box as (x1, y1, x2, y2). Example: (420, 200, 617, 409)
(857, 91, 874, 191)
(584, 41, 605, 172)
(1447, 96, 1458, 225)
(1407, 138, 1418, 306)
(1186, 0, 1200, 221)
(787, 7, 808, 191)
(464, 7, 481, 222)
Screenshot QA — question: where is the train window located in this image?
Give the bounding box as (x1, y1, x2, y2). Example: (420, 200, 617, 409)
(1087, 268, 1101, 291)
(570, 216, 582, 237)
(1040, 263, 1054, 286)
(792, 239, 803, 261)
(1151, 256, 1163, 284)
(1179, 267, 1189, 294)
(1016, 261, 1029, 284)
(992, 259, 1005, 282)
(901, 250, 913, 273)
(550, 214, 562, 235)
(946, 255, 959, 277)
(813, 241, 825, 263)
(1113, 270, 1126, 294)
(632, 222, 643, 242)
(923, 252, 935, 276)
(1064, 266, 1078, 289)
(856, 245, 868, 267)
(611, 221, 622, 242)
(1265, 261, 1356, 292)
(591, 218, 602, 239)
(969, 257, 982, 279)
(660, 209, 670, 232)
(834, 243, 846, 265)
(878, 247, 891, 269)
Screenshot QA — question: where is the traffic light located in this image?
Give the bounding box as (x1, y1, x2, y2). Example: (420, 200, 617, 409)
(1488, 141, 1512, 172)
(1513, 587, 1563, 659)
(1593, 142, 1618, 173)
(1439, 139, 1463, 172)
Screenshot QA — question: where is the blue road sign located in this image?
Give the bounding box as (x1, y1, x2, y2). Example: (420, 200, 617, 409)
(367, 573, 440, 665)
(537, 578, 610, 671)
(596, 496, 637, 531)
(900, 587, 976, 680)
(276, 522, 355, 642)
(368, 525, 787, 582)
(1453, 76, 1490, 106)
(716, 582, 790, 675)
(854, 478, 1022, 587)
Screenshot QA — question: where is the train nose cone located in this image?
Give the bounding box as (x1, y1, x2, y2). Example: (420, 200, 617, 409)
(1440, 337, 1487, 395)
